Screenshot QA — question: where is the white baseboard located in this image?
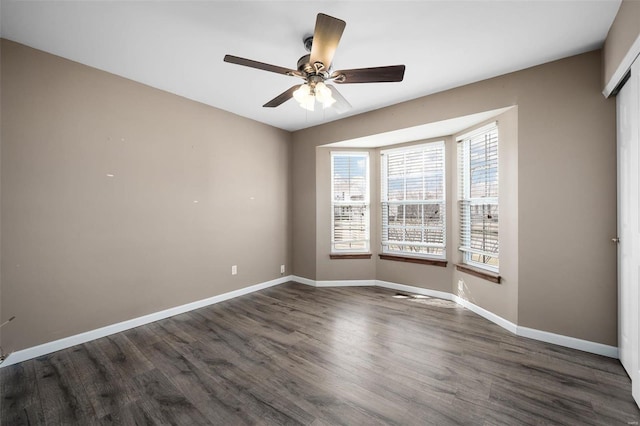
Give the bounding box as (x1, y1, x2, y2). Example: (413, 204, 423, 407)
(292, 276, 375, 288)
(316, 279, 375, 287)
(0, 275, 293, 368)
(291, 277, 618, 359)
(291, 275, 316, 287)
(517, 326, 619, 359)
(3, 275, 618, 367)
(452, 295, 519, 334)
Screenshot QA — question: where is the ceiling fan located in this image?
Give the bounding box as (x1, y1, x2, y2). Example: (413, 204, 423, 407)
(223, 13, 406, 113)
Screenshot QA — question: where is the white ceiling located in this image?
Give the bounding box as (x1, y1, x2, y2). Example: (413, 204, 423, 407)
(0, 1, 621, 132)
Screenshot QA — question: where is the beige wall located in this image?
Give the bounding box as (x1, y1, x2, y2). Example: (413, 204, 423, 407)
(316, 147, 376, 281)
(0, 40, 292, 352)
(0, 39, 617, 352)
(292, 138, 316, 279)
(516, 53, 616, 344)
(603, 0, 640, 90)
(453, 109, 519, 323)
(292, 50, 617, 345)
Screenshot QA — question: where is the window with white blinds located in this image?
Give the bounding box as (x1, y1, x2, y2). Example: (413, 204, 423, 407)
(458, 122, 499, 272)
(331, 152, 370, 252)
(381, 141, 446, 258)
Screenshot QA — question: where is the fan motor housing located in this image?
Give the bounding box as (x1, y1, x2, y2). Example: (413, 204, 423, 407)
(297, 54, 313, 74)
(297, 54, 331, 80)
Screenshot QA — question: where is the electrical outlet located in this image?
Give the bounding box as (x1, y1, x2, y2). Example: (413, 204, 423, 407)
(280, 264, 285, 274)
(232, 265, 237, 275)
(458, 280, 464, 292)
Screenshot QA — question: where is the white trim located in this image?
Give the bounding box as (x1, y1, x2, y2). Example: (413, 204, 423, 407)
(330, 151, 371, 254)
(380, 139, 445, 155)
(291, 275, 317, 287)
(452, 295, 518, 334)
(456, 121, 498, 141)
(517, 326, 619, 359)
(2, 275, 618, 367)
(316, 279, 375, 287)
(380, 141, 447, 259)
(603, 34, 640, 98)
(0, 275, 292, 368)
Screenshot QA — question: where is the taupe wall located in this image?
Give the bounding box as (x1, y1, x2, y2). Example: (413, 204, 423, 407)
(0, 40, 292, 352)
(316, 147, 376, 281)
(292, 137, 316, 279)
(516, 53, 616, 345)
(0, 39, 617, 352)
(452, 109, 519, 323)
(292, 50, 617, 345)
(603, 0, 640, 90)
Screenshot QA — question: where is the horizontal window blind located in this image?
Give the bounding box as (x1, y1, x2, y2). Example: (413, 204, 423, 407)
(381, 141, 446, 258)
(331, 152, 370, 252)
(458, 123, 499, 271)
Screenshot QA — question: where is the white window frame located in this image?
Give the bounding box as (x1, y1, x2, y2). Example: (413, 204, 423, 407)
(380, 141, 446, 259)
(457, 122, 499, 273)
(331, 151, 370, 253)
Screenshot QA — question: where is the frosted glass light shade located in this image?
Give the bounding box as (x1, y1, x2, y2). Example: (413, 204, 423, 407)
(315, 82, 336, 108)
(293, 82, 336, 111)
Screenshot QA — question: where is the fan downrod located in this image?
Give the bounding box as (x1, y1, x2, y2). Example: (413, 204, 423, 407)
(303, 35, 314, 52)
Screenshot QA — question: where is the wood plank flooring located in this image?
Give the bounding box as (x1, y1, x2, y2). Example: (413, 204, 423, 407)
(2, 282, 639, 425)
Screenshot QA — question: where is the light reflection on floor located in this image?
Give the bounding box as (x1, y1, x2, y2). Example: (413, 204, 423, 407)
(391, 293, 460, 309)
(325, 289, 462, 384)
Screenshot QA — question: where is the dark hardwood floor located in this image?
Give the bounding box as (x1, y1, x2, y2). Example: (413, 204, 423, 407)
(2, 282, 639, 425)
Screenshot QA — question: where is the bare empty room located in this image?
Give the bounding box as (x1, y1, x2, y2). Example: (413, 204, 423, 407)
(1, 1, 640, 424)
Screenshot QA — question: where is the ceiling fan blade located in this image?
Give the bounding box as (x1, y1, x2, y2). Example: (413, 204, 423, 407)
(331, 65, 406, 84)
(326, 84, 352, 114)
(224, 54, 298, 76)
(310, 13, 346, 70)
(263, 85, 301, 108)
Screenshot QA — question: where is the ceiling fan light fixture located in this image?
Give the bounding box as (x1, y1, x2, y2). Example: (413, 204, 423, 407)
(292, 82, 335, 111)
(293, 83, 310, 102)
(315, 82, 336, 109)
(224, 13, 405, 112)
(300, 97, 315, 111)
(293, 84, 315, 111)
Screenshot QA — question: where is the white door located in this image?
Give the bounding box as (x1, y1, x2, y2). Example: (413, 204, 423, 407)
(617, 58, 640, 407)
(633, 60, 640, 407)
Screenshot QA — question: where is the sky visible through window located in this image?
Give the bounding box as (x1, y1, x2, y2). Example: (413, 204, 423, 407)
(333, 156, 367, 202)
(332, 153, 369, 252)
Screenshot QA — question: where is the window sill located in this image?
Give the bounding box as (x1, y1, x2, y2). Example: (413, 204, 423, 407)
(456, 264, 501, 283)
(330, 253, 372, 260)
(379, 254, 447, 267)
